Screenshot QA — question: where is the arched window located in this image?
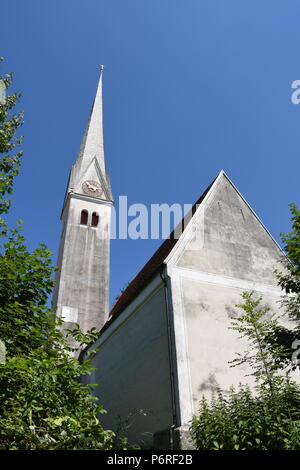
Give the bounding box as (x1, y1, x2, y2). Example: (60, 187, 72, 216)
(91, 212, 99, 227)
(80, 210, 88, 225)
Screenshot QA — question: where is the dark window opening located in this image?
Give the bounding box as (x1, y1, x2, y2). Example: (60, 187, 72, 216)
(80, 210, 88, 225)
(92, 212, 99, 227)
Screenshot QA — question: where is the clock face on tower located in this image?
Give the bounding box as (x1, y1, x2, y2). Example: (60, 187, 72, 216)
(82, 180, 103, 198)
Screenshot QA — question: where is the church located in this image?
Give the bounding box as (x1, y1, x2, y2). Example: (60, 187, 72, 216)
(53, 69, 284, 449)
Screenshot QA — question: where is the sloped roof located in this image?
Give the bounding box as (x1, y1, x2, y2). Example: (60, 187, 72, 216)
(102, 176, 216, 331)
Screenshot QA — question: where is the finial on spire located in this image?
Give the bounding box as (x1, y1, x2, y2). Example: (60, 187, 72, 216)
(100, 65, 105, 72)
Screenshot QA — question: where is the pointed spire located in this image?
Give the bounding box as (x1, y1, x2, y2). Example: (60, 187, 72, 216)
(76, 66, 106, 179)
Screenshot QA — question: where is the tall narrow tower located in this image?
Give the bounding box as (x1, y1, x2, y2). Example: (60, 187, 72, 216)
(52, 67, 113, 334)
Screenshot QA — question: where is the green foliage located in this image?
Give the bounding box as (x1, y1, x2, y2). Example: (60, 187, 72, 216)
(192, 204, 300, 450)
(258, 204, 300, 370)
(0, 58, 24, 218)
(229, 292, 287, 394)
(0, 339, 117, 450)
(276, 203, 300, 322)
(0, 236, 125, 449)
(0, 240, 127, 449)
(191, 292, 300, 450)
(191, 383, 300, 450)
(0, 61, 127, 450)
(0, 224, 57, 357)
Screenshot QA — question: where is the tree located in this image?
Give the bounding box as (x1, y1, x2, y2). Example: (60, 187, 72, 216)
(0, 57, 23, 219)
(0, 225, 57, 357)
(190, 292, 300, 450)
(276, 204, 300, 328)
(0, 329, 119, 449)
(258, 204, 300, 370)
(0, 60, 126, 449)
(191, 201, 300, 450)
(278, 203, 300, 299)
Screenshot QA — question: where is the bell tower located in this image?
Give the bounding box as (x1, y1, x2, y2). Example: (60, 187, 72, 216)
(52, 66, 113, 334)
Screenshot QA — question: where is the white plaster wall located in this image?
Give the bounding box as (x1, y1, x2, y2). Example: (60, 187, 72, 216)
(53, 194, 112, 332)
(166, 173, 297, 424)
(88, 280, 173, 448)
(176, 175, 282, 284)
(180, 278, 283, 405)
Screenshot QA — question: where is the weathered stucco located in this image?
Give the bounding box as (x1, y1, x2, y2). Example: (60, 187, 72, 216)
(53, 70, 112, 334)
(177, 174, 281, 284)
(182, 279, 281, 403)
(88, 278, 173, 449)
(53, 195, 112, 332)
(85, 172, 293, 449)
(167, 172, 287, 426)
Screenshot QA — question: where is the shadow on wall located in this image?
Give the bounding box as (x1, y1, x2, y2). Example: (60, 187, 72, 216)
(197, 371, 220, 394)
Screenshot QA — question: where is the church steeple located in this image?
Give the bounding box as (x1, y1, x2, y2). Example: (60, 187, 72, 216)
(52, 68, 113, 342)
(76, 65, 106, 178)
(67, 66, 112, 201)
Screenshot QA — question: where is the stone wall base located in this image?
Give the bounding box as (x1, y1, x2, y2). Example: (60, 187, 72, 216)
(153, 426, 195, 450)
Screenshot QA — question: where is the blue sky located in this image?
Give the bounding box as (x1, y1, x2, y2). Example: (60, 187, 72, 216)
(1, 0, 300, 306)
